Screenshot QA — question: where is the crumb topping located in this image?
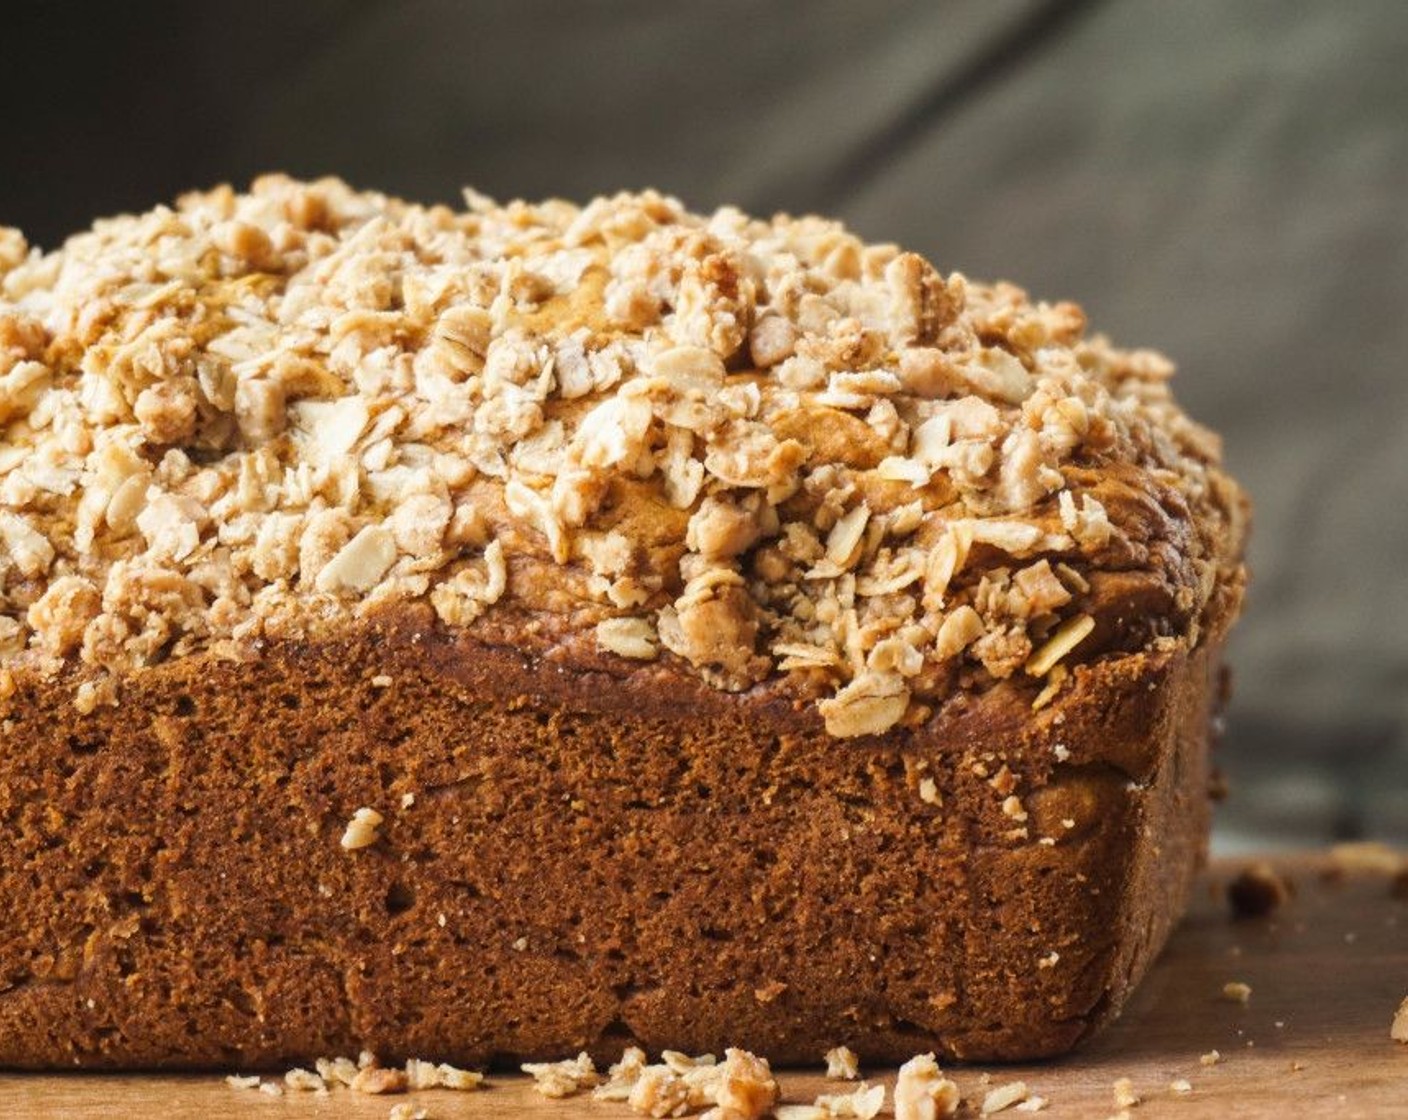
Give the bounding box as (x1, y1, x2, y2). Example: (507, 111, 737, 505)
(0, 177, 1244, 736)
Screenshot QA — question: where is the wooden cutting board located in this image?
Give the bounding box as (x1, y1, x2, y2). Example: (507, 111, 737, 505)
(1, 855, 1404, 1118)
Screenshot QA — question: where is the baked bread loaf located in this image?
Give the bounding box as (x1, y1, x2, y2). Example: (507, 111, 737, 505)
(0, 178, 1247, 1068)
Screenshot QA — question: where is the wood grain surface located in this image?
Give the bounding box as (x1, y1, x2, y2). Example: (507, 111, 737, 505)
(0, 856, 1403, 1118)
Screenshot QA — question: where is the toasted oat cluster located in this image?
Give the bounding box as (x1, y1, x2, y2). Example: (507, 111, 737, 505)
(0, 177, 1238, 735)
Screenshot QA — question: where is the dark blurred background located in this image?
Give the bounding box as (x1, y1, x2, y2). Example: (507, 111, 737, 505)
(4, 0, 1405, 848)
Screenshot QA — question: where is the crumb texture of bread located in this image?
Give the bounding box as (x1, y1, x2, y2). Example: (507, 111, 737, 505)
(0, 180, 1248, 1068)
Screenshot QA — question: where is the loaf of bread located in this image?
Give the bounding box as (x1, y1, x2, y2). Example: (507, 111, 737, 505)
(0, 178, 1247, 1068)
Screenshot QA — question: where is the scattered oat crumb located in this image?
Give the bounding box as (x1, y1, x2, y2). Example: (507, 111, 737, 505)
(1392, 995, 1408, 1042)
(388, 1106, 428, 1120)
(436, 1063, 484, 1091)
(371, 674, 394, 688)
(340, 806, 384, 850)
(316, 1055, 360, 1086)
(351, 1066, 409, 1095)
(1014, 1098, 1048, 1113)
(806, 1081, 885, 1119)
(824, 1046, 860, 1080)
(285, 1067, 326, 1091)
(523, 1052, 599, 1098)
(1274, 1020, 1285, 1029)
(403, 1058, 483, 1091)
(1111, 1077, 1139, 1109)
(591, 1047, 648, 1103)
(981, 1079, 1029, 1114)
(1222, 981, 1252, 1004)
(512, 936, 529, 952)
(1227, 862, 1292, 918)
(1200, 1050, 1222, 1067)
(894, 1054, 960, 1120)
(258, 1081, 283, 1097)
(1289, 1061, 1305, 1072)
(1169, 1078, 1192, 1094)
(706, 1048, 778, 1120)
(1329, 842, 1403, 875)
(225, 1074, 260, 1090)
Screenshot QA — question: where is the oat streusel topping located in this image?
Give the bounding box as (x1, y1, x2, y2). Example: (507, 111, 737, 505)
(0, 177, 1242, 735)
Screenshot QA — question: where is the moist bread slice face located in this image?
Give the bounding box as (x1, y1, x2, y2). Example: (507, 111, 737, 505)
(0, 605, 1225, 1067)
(0, 179, 1248, 1065)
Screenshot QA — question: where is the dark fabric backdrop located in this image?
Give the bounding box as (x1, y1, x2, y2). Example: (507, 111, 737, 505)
(4, 0, 1405, 846)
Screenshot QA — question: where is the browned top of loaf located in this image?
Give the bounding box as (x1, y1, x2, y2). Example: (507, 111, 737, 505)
(0, 176, 1247, 736)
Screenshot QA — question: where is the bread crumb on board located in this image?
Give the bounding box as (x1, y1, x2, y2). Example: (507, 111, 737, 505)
(1169, 1078, 1192, 1093)
(1222, 981, 1252, 1004)
(1111, 1076, 1140, 1108)
(981, 1079, 1030, 1114)
(1392, 996, 1408, 1043)
(224, 1074, 260, 1090)
(523, 1052, 600, 1098)
(1327, 842, 1403, 876)
(227, 1054, 481, 1098)
(893, 1053, 961, 1120)
(1227, 862, 1292, 918)
(823, 1045, 860, 1080)
(284, 1066, 326, 1092)
(1200, 1049, 1223, 1067)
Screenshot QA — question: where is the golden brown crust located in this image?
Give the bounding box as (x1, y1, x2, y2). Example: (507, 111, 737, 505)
(0, 603, 1221, 1068)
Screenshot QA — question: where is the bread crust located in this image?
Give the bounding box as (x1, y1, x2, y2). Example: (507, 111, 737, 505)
(0, 603, 1220, 1067)
(0, 178, 1248, 1068)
